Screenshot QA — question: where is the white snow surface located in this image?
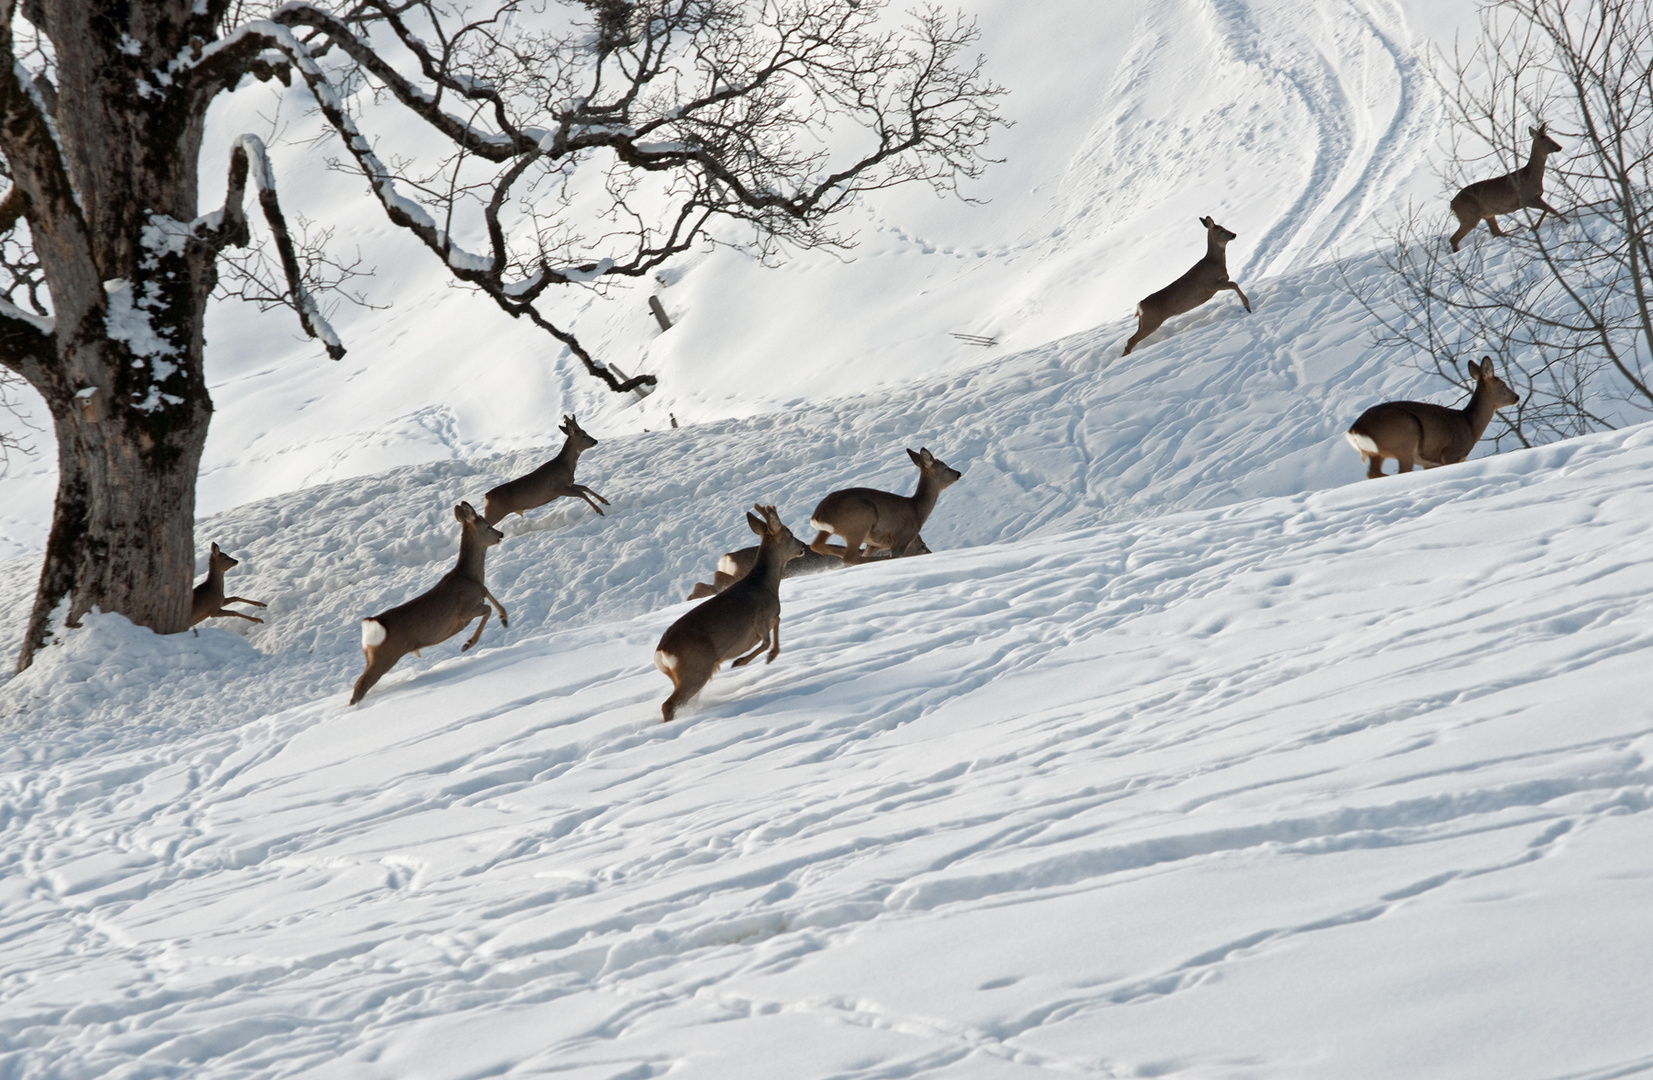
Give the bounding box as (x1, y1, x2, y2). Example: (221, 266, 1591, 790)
(4, 1, 1652, 1077)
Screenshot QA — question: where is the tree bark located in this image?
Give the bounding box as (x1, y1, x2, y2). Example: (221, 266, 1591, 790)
(18, 343, 211, 667)
(3, 0, 222, 669)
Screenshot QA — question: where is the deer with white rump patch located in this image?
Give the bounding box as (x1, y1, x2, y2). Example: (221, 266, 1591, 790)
(483, 414, 609, 525)
(655, 505, 805, 722)
(350, 502, 508, 705)
(1345, 357, 1520, 479)
(1122, 216, 1251, 356)
(808, 448, 960, 565)
(189, 543, 266, 627)
(1449, 125, 1566, 253)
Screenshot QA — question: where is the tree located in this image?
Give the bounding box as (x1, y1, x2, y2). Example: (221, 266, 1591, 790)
(1352, 0, 1653, 449)
(0, 0, 1005, 672)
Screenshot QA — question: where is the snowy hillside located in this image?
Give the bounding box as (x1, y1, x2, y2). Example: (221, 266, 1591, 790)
(4, 428, 1653, 1078)
(1, 0, 1467, 557)
(6, 0, 1653, 1077)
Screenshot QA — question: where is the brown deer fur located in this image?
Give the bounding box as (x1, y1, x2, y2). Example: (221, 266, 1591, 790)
(483, 415, 609, 525)
(808, 448, 960, 566)
(1449, 125, 1566, 253)
(189, 543, 266, 627)
(1122, 216, 1251, 356)
(655, 505, 805, 722)
(351, 502, 508, 705)
(1345, 358, 1521, 479)
(685, 535, 929, 601)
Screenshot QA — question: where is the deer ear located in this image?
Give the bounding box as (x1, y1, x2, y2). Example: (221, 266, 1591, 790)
(456, 502, 478, 524)
(747, 512, 765, 536)
(1467, 358, 1484, 379)
(210, 542, 220, 555)
(1200, 215, 1214, 228)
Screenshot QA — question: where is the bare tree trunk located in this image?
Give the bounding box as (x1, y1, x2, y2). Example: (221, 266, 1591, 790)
(18, 341, 210, 668)
(2, 0, 222, 670)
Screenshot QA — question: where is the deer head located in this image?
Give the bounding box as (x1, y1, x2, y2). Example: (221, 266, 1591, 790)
(560, 414, 598, 452)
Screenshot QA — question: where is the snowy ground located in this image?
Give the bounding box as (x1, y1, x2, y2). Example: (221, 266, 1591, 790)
(6, 0, 1652, 1076)
(4, 428, 1653, 1078)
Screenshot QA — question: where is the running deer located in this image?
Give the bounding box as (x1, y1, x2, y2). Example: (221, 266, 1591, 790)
(808, 448, 960, 565)
(350, 502, 508, 705)
(483, 415, 609, 525)
(1449, 125, 1566, 253)
(1345, 358, 1520, 479)
(655, 505, 805, 722)
(1122, 216, 1252, 356)
(684, 535, 930, 600)
(189, 543, 266, 627)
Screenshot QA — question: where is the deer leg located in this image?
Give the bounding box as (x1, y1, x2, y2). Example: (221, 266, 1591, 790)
(659, 649, 715, 722)
(1366, 454, 1387, 480)
(217, 609, 264, 624)
(461, 603, 491, 652)
(1124, 305, 1163, 355)
(835, 526, 872, 565)
(809, 529, 837, 557)
(223, 596, 267, 608)
(1484, 215, 1505, 237)
(765, 614, 782, 664)
(731, 624, 771, 667)
(1226, 281, 1252, 313)
(576, 484, 610, 506)
(1448, 220, 1476, 252)
(483, 588, 509, 627)
(562, 485, 606, 516)
(1531, 197, 1567, 224)
(351, 646, 404, 705)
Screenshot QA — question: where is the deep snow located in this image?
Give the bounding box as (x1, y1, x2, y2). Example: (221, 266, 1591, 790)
(4, 0, 1651, 1077)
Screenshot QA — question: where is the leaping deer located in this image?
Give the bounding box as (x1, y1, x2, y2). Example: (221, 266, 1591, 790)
(189, 543, 266, 627)
(808, 448, 960, 565)
(1122, 216, 1251, 356)
(655, 505, 805, 722)
(1449, 125, 1566, 253)
(1345, 357, 1520, 479)
(350, 502, 508, 705)
(483, 414, 609, 525)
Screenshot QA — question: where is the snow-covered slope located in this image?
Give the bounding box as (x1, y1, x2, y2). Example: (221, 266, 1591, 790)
(9, 1, 1652, 1077)
(0, 248, 1456, 728)
(1, 0, 1455, 558)
(4, 426, 1653, 1078)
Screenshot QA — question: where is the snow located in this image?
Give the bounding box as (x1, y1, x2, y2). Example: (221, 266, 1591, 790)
(3, 0, 1652, 1076)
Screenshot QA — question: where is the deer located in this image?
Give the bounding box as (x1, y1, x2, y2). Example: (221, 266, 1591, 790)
(483, 414, 609, 525)
(808, 448, 961, 566)
(1345, 358, 1521, 479)
(350, 501, 508, 705)
(684, 534, 929, 600)
(1449, 125, 1566, 253)
(655, 504, 805, 722)
(189, 543, 267, 628)
(1122, 216, 1251, 356)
